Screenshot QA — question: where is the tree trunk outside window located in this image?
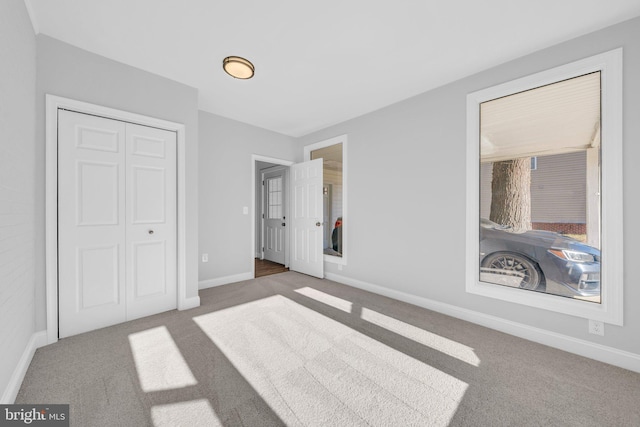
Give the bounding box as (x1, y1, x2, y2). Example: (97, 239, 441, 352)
(489, 158, 532, 232)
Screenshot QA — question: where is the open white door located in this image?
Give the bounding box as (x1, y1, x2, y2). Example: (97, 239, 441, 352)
(289, 159, 324, 278)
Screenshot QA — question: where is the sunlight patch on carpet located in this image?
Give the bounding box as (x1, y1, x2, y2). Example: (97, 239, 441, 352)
(128, 326, 197, 392)
(361, 307, 480, 367)
(295, 286, 353, 312)
(151, 399, 221, 427)
(193, 295, 468, 426)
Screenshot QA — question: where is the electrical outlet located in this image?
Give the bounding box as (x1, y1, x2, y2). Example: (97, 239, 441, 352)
(588, 319, 604, 336)
(202, 253, 208, 263)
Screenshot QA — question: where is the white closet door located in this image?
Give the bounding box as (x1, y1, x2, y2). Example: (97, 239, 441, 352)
(58, 111, 177, 338)
(58, 110, 127, 338)
(125, 123, 177, 320)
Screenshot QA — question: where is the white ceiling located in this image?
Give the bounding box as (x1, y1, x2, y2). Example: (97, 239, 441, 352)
(26, 0, 640, 137)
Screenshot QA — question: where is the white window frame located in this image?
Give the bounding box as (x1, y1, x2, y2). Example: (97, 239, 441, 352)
(465, 49, 623, 325)
(304, 134, 348, 265)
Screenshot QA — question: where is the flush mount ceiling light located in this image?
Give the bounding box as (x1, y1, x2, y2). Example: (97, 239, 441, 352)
(222, 56, 255, 79)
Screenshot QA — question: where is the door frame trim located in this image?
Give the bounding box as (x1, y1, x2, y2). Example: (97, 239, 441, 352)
(45, 95, 188, 344)
(251, 155, 294, 278)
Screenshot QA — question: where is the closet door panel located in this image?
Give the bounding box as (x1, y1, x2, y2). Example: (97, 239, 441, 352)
(125, 123, 177, 320)
(58, 110, 127, 338)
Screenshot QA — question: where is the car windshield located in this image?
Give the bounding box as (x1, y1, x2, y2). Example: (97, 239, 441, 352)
(480, 218, 512, 231)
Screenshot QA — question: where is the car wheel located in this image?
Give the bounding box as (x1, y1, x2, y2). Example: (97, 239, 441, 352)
(482, 252, 543, 290)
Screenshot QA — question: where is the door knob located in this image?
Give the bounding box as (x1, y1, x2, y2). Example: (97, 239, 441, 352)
(282, 223, 286, 227)
(148, 230, 154, 235)
(316, 222, 321, 227)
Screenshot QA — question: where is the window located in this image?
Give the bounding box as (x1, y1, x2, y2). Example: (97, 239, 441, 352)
(466, 49, 623, 324)
(305, 135, 347, 265)
(266, 176, 283, 219)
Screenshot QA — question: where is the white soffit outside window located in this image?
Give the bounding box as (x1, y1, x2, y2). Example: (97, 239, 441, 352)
(480, 72, 601, 162)
(465, 49, 623, 325)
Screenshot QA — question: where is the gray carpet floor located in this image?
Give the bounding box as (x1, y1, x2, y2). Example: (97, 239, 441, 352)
(16, 272, 640, 426)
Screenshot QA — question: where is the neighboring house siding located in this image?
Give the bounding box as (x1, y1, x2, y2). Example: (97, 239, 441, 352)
(531, 151, 586, 223)
(480, 151, 587, 224)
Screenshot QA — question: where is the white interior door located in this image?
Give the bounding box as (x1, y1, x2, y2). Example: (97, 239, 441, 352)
(263, 167, 286, 265)
(58, 110, 177, 338)
(289, 159, 324, 278)
(125, 123, 177, 320)
(58, 111, 128, 337)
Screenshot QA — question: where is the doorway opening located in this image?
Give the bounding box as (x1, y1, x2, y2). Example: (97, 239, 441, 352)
(251, 154, 325, 279)
(261, 165, 287, 265)
(255, 258, 289, 278)
(251, 156, 293, 278)
(250, 154, 324, 278)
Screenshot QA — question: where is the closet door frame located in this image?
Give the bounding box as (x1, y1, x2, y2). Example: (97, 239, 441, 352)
(45, 94, 189, 344)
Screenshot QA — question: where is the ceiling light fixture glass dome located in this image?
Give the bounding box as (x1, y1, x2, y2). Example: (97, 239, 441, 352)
(222, 56, 255, 79)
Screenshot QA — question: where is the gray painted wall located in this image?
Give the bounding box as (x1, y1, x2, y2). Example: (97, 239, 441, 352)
(298, 17, 640, 354)
(198, 111, 296, 284)
(0, 0, 37, 400)
(36, 35, 201, 329)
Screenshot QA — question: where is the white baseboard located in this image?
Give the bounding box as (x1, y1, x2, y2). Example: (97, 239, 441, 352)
(178, 295, 201, 311)
(199, 272, 253, 290)
(1, 331, 48, 404)
(325, 273, 640, 374)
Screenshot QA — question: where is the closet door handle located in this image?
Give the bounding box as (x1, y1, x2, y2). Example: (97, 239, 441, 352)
(148, 230, 154, 235)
